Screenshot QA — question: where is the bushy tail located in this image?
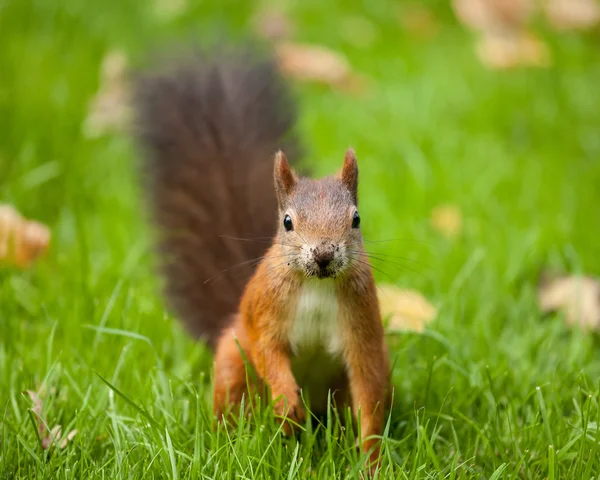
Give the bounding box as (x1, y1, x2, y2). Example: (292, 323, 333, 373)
(133, 43, 301, 347)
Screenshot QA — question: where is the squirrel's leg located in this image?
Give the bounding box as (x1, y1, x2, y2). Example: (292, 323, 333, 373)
(344, 328, 388, 471)
(250, 335, 305, 435)
(213, 319, 253, 423)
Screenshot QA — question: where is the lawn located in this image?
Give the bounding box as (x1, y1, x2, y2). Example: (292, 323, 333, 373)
(1, 0, 600, 478)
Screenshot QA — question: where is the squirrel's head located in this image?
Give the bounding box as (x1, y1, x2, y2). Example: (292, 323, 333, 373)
(274, 149, 363, 280)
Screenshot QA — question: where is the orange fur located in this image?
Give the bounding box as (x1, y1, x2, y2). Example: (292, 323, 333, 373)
(213, 150, 390, 470)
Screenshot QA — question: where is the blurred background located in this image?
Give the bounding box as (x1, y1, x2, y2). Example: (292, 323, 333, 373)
(1, 0, 600, 477)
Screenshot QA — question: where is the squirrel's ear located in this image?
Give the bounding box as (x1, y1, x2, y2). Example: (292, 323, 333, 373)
(274, 150, 297, 205)
(341, 148, 358, 204)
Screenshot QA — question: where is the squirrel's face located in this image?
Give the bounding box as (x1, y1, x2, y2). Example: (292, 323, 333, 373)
(273, 149, 363, 280)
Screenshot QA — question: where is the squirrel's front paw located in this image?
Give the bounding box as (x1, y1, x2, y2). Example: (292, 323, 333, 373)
(273, 390, 305, 435)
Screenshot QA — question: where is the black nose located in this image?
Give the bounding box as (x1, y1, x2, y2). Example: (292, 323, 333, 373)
(314, 250, 334, 269)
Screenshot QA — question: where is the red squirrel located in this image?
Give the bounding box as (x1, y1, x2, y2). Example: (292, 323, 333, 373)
(133, 42, 390, 467)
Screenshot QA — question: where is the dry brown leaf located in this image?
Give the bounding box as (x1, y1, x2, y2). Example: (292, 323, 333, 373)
(25, 389, 76, 450)
(452, 0, 550, 69)
(275, 42, 367, 94)
(60, 429, 78, 449)
(275, 42, 350, 85)
(544, 0, 600, 31)
(26, 390, 44, 418)
(253, 7, 295, 41)
(452, 0, 535, 33)
(399, 5, 440, 39)
(26, 389, 49, 445)
(0, 205, 51, 268)
(476, 31, 551, 69)
(430, 204, 463, 239)
(83, 50, 130, 138)
(538, 274, 600, 330)
(377, 284, 437, 333)
(42, 425, 62, 450)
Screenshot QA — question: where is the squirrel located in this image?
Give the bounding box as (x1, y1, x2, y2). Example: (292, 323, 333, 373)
(133, 42, 390, 467)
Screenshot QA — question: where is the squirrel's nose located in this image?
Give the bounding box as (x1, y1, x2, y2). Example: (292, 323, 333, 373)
(313, 249, 334, 269)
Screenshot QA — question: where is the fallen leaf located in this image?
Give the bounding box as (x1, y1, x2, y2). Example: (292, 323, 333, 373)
(275, 42, 367, 94)
(430, 204, 463, 239)
(26, 390, 43, 418)
(452, 0, 535, 33)
(451, 0, 550, 69)
(0, 205, 51, 268)
(544, 0, 600, 31)
(60, 429, 78, 449)
(25, 389, 75, 450)
(398, 5, 440, 39)
(83, 50, 130, 138)
(377, 284, 437, 333)
(26, 390, 55, 449)
(42, 425, 62, 450)
(476, 31, 551, 69)
(275, 42, 350, 85)
(538, 274, 600, 330)
(253, 7, 295, 41)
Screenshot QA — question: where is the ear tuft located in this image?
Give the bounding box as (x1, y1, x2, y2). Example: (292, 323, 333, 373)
(274, 150, 297, 206)
(341, 148, 358, 204)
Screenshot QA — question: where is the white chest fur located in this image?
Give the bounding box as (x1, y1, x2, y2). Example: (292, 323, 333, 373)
(288, 279, 342, 356)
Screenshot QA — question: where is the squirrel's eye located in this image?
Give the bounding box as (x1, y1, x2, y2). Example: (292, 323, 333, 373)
(283, 214, 294, 231)
(352, 211, 360, 229)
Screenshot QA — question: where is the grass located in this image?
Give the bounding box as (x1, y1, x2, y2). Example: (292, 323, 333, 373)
(2, 0, 600, 477)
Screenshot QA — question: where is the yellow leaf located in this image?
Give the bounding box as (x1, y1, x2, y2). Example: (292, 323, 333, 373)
(452, 0, 534, 34)
(60, 429, 78, 449)
(430, 204, 463, 239)
(451, 0, 552, 70)
(476, 31, 551, 70)
(275, 42, 368, 94)
(545, 0, 600, 31)
(0, 205, 51, 269)
(377, 284, 437, 333)
(538, 274, 600, 331)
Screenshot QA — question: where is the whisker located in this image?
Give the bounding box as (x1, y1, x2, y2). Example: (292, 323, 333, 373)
(361, 249, 428, 263)
(349, 252, 430, 281)
(335, 225, 349, 246)
(244, 257, 302, 290)
(347, 249, 429, 267)
(218, 234, 275, 243)
(204, 252, 301, 286)
(344, 257, 391, 299)
(347, 255, 400, 285)
(363, 237, 432, 246)
(346, 250, 430, 276)
(218, 234, 303, 250)
(292, 230, 310, 248)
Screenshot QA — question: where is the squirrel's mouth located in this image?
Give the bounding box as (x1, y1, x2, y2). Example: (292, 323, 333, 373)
(315, 267, 334, 279)
(304, 255, 345, 279)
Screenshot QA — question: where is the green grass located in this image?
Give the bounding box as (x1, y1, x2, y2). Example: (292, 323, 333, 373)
(2, 0, 600, 478)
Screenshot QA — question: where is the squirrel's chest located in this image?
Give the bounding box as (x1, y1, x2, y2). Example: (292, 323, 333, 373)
(287, 279, 343, 357)
(287, 280, 345, 411)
